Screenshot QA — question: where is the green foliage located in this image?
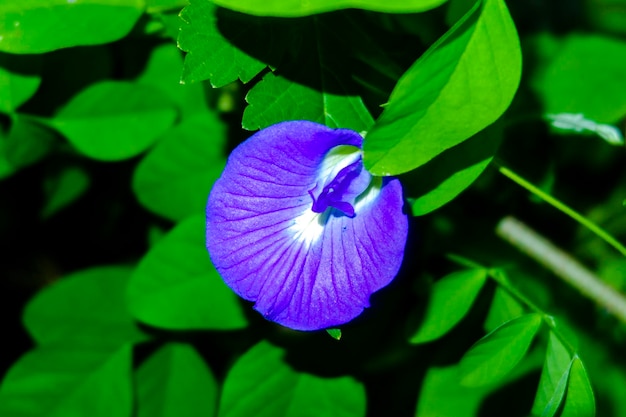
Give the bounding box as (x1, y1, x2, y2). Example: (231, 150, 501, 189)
(48, 81, 177, 161)
(0, 0, 144, 54)
(459, 313, 543, 386)
(41, 166, 90, 219)
(127, 215, 248, 330)
(363, 0, 521, 176)
(218, 341, 366, 417)
(23, 265, 147, 347)
(136, 343, 218, 417)
(0, 54, 41, 113)
(0, 344, 133, 417)
(211, 0, 448, 16)
(409, 268, 487, 343)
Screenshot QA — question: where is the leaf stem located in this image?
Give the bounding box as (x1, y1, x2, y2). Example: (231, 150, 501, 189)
(497, 164, 626, 257)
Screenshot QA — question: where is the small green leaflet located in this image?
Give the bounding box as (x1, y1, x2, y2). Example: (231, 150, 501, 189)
(532, 331, 572, 417)
(409, 269, 487, 344)
(210, 0, 448, 16)
(41, 166, 90, 219)
(459, 313, 543, 386)
(363, 0, 521, 176)
(326, 328, 342, 340)
(0, 53, 41, 112)
(560, 357, 595, 417)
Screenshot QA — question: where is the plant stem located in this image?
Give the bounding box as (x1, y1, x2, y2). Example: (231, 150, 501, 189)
(496, 216, 626, 325)
(497, 165, 626, 257)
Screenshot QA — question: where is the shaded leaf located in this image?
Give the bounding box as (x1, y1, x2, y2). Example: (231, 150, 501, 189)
(49, 81, 177, 161)
(460, 313, 543, 386)
(363, 0, 521, 175)
(402, 122, 502, 216)
(532, 331, 572, 417)
(211, 0, 448, 16)
(132, 113, 226, 222)
(23, 265, 146, 347)
(127, 214, 248, 330)
(41, 166, 90, 219)
(531, 33, 626, 123)
(0, 0, 144, 54)
(243, 71, 373, 132)
(483, 286, 524, 332)
(219, 341, 365, 417)
(0, 344, 133, 417)
(0, 53, 41, 113)
(179, 0, 266, 86)
(409, 269, 487, 344)
(136, 343, 218, 417)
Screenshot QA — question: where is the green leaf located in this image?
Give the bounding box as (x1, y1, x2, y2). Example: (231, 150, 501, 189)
(363, 0, 521, 175)
(326, 328, 342, 340)
(136, 343, 218, 417)
(0, 53, 41, 113)
(243, 71, 373, 131)
(49, 81, 177, 161)
(483, 286, 524, 332)
(0, 0, 145, 54)
(132, 113, 226, 222)
(0, 114, 55, 179)
(459, 313, 543, 386)
(219, 341, 366, 417)
(23, 265, 146, 347)
(532, 331, 572, 417)
(409, 269, 487, 344)
(179, 0, 266, 86)
(41, 166, 90, 219)
(211, 0, 448, 16)
(0, 344, 133, 417)
(127, 214, 248, 330)
(531, 33, 626, 123)
(561, 357, 596, 417)
(403, 122, 502, 216)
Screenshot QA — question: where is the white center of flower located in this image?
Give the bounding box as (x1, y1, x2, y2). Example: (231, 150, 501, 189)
(289, 208, 326, 248)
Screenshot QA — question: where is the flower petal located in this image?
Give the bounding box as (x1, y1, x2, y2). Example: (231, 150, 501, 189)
(206, 120, 408, 331)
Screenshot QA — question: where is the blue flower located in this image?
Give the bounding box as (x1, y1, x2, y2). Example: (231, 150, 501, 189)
(205, 121, 408, 331)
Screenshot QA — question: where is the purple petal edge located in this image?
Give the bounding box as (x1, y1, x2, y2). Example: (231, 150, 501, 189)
(206, 121, 408, 331)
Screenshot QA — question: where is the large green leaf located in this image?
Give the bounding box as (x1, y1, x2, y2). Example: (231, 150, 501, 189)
(127, 214, 248, 330)
(531, 33, 626, 123)
(132, 113, 226, 222)
(0, 344, 133, 417)
(459, 313, 543, 386)
(0, 53, 41, 113)
(402, 122, 502, 216)
(211, 0, 447, 16)
(219, 341, 366, 417)
(243, 71, 374, 132)
(532, 331, 572, 417)
(48, 81, 177, 161)
(0, 0, 144, 54)
(136, 343, 218, 417)
(561, 357, 596, 417)
(23, 265, 146, 347)
(179, 0, 266, 86)
(363, 0, 521, 176)
(409, 269, 487, 344)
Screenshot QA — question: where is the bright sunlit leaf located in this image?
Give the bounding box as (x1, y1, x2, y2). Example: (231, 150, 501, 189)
(210, 0, 448, 16)
(0, 0, 145, 54)
(363, 0, 521, 175)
